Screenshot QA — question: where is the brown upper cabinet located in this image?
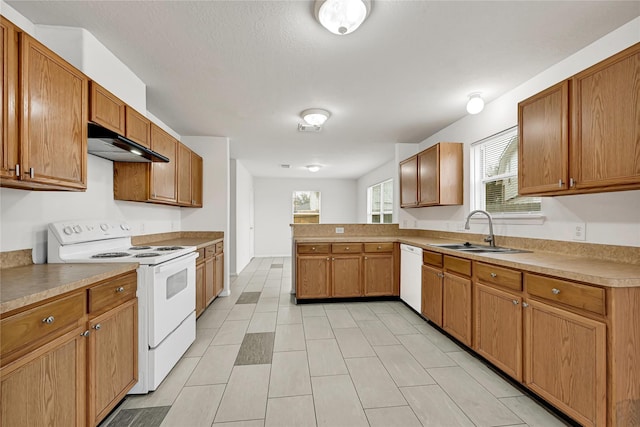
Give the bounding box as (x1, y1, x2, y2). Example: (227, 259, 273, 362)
(89, 81, 125, 135)
(177, 142, 192, 206)
(400, 142, 463, 208)
(125, 106, 151, 148)
(1, 17, 88, 191)
(191, 151, 203, 207)
(518, 43, 640, 196)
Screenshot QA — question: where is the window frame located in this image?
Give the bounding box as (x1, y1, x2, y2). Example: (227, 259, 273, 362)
(292, 190, 321, 224)
(367, 179, 393, 224)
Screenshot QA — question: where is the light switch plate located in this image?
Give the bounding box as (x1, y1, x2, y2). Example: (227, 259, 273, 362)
(335, 227, 344, 234)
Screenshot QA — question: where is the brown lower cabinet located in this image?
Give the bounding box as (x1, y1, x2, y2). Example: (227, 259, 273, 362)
(196, 241, 224, 317)
(0, 271, 137, 427)
(441, 256, 472, 347)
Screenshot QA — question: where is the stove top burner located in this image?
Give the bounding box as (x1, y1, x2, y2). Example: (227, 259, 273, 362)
(134, 252, 161, 258)
(129, 246, 152, 250)
(92, 252, 131, 259)
(156, 246, 184, 251)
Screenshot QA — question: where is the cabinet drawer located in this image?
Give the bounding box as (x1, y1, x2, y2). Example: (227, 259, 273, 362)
(297, 244, 329, 254)
(525, 273, 605, 315)
(196, 248, 206, 262)
(1, 292, 86, 357)
(215, 242, 223, 254)
(364, 242, 394, 253)
(88, 272, 137, 314)
(205, 244, 216, 258)
(332, 243, 363, 253)
(423, 250, 443, 268)
(476, 262, 522, 291)
(444, 255, 471, 277)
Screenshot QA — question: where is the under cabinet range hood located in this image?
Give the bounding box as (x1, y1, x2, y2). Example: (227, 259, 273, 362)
(87, 123, 169, 163)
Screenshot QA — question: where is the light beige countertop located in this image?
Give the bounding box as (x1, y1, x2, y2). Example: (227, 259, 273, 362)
(1, 263, 138, 314)
(294, 235, 640, 288)
(138, 237, 223, 250)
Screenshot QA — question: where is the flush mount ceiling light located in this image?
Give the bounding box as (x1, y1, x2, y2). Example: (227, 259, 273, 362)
(314, 0, 371, 35)
(301, 108, 331, 126)
(466, 93, 485, 115)
(307, 164, 322, 172)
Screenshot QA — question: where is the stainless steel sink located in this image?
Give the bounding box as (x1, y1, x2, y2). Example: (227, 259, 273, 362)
(429, 243, 530, 254)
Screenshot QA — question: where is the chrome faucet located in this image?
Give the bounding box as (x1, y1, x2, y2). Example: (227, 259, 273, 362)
(464, 210, 496, 247)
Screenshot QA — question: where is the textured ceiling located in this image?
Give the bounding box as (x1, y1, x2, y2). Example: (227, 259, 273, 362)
(6, 1, 639, 179)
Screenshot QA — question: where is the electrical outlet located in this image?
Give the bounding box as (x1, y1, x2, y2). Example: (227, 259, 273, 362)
(335, 227, 344, 234)
(573, 222, 586, 241)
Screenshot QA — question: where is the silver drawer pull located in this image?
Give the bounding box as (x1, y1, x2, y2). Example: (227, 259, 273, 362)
(345, 247, 350, 250)
(551, 288, 561, 295)
(42, 316, 55, 324)
(437, 273, 444, 278)
(523, 302, 529, 308)
(116, 286, 125, 293)
(377, 246, 382, 249)
(93, 324, 102, 330)
(311, 247, 316, 251)
(490, 273, 497, 278)
(512, 300, 519, 305)
(80, 330, 90, 337)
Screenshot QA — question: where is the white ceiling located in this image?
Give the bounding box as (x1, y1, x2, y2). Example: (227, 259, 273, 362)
(6, 1, 639, 179)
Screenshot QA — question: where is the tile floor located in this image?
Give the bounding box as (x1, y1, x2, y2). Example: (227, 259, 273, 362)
(101, 257, 571, 427)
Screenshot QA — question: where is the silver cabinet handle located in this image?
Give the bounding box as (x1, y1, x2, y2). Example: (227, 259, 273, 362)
(551, 288, 560, 295)
(570, 178, 575, 188)
(332, 257, 335, 261)
(42, 316, 55, 324)
(512, 300, 519, 305)
(116, 286, 125, 293)
(345, 247, 350, 251)
(558, 179, 564, 188)
(311, 247, 316, 251)
(364, 256, 368, 260)
(93, 324, 102, 330)
(377, 246, 382, 249)
(326, 257, 330, 261)
(522, 302, 529, 308)
(80, 330, 90, 337)
(490, 273, 497, 278)
(437, 273, 444, 278)
(9, 164, 20, 177)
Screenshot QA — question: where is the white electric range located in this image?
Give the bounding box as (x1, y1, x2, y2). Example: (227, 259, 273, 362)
(47, 220, 198, 394)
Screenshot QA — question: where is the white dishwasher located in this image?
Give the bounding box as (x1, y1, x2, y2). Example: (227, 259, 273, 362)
(400, 244, 422, 312)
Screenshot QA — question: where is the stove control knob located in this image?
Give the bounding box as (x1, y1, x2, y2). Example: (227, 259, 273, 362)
(73, 225, 82, 233)
(100, 223, 109, 231)
(63, 226, 73, 235)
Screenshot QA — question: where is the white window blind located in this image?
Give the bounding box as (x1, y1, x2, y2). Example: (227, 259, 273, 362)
(473, 127, 541, 215)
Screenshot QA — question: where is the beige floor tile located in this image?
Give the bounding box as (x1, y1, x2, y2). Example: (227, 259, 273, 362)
(428, 366, 523, 426)
(447, 350, 524, 398)
(311, 375, 369, 427)
(400, 385, 474, 427)
(265, 395, 316, 427)
(392, 304, 429, 326)
(186, 344, 241, 386)
(277, 306, 302, 325)
(357, 320, 400, 346)
(248, 311, 277, 333)
(256, 297, 279, 312)
(243, 283, 265, 292)
(160, 384, 225, 427)
(346, 304, 377, 321)
(326, 309, 358, 329)
(122, 357, 199, 409)
(374, 345, 436, 387)
(274, 324, 306, 352)
(377, 313, 420, 335)
(345, 357, 406, 408)
(269, 351, 312, 398)
(306, 339, 348, 376)
(260, 287, 280, 299)
(323, 303, 347, 310)
(367, 301, 397, 314)
(303, 316, 334, 340)
(397, 334, 456, 368)
(301, 304, 326, 317)
(212, 320, 250, 345)
(365, 406, 422, 427)
(333, 328, 376, 358)
(213, 420, 265, 427)
(227, 304, 257, 321)
(183, 327, 218, 357)
(197, 308, 230, 329)
(215, 364, 271, 423)
(412, 322, 462, 352)
(279, 294, 295, 306)
(500, 396, 570, 426)
(210, 296, 239, 311)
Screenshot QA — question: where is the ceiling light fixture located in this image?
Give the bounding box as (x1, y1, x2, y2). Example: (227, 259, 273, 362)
(466, 93, 485, 115)
(307, 164, 322, 172)
(314, 0, 371, 35)
(301, 108, 331, 126)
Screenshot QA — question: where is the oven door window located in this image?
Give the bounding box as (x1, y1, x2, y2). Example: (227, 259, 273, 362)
(166, 269, 188, 299)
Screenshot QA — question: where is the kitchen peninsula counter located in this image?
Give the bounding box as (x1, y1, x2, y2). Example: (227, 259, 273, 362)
(131, 231, 223, 250)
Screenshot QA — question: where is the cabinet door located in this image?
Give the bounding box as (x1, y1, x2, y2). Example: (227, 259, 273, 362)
(399, 155, 418, 207)
(442, 273, 472, 346)
(196, 261, 205, 317)
(191, 152, 203, 207)
(125, 106, 150, 148)
(296, 255, 330, 299)
(150, 123, 177, 203)
(1, 327, 86, 427)
(205, 256, 215, 305)
(20, 34, 88, 190)
(177, 143, 192, 206)
(421, 265, 443, 326)
(474, 283, 522, 381)
(418, 145, 438, 205)
(524, 299, 606, 427)
(332, 255, 362, 297)
(363, 254, 394, 296)
(1, 17, 19, 180)
(214, 253, 224, 297)
(88, 298, 137, 426)
(518, 80, 569, 195)
(89, 81, 125, 134)
(571, 43, 640, 192)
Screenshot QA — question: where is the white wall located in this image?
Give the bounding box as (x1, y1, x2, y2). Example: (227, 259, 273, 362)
(231, 160, 254, 275)
(397, 18, 640, 247)
(356, 160, 396, 224)
(253, 178, 358, 257)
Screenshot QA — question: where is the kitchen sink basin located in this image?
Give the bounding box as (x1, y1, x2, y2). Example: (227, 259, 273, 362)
(429, 243, 530, 254)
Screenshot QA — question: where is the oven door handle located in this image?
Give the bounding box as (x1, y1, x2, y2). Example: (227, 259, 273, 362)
(155, 252, 199, 274)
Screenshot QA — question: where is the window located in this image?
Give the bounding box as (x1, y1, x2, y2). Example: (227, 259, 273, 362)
(292, 191, 321, 224)
(471, 127, 541, 215)
(368, 179, 393, 223)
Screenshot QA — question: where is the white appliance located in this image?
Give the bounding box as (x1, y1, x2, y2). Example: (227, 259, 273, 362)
(47, 220, 198, 394)
(400, 244, 422, 312)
